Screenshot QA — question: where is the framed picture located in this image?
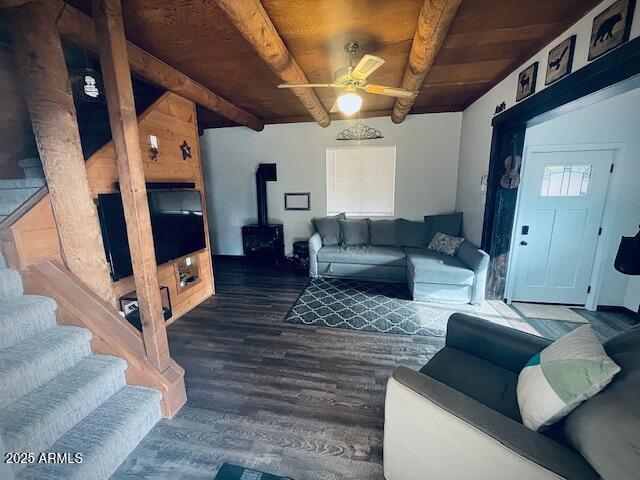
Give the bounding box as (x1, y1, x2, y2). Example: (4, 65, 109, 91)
(284, 192, 311, 211)
(516, 62, 538, 102)
(545, 35, 576, 85)
(589, 0, 636, 61)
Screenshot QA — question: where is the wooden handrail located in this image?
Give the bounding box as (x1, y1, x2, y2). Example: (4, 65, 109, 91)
(22, 260, 186, 418)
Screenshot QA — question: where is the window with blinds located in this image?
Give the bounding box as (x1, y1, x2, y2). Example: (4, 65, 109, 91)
(326, 146, 396, 217)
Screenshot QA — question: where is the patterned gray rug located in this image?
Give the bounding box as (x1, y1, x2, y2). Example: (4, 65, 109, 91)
(284, 278, 493, 337)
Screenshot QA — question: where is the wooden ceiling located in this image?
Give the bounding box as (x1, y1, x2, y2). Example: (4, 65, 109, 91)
(68, 0, 600, 128)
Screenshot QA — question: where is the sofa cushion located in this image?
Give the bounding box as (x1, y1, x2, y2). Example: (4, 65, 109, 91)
(312, 213, 345, 246)
(420, 347, 522, 421)
(428, 232, 465, 256)
(405, 248, 474, 286)
(517, 325, 620, 432)
(369, 219, 397, 246)
(396, 218, 429, 248)
(561, 325, 640, 480)
(339, 218, 369, 245)
(317, 245, 406, 266)
(425, 212, 463, 243)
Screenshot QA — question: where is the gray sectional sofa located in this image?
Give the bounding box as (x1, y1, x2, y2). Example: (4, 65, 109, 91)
(308, 213, 489, 304)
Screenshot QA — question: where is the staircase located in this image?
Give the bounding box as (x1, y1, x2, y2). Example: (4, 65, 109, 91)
(0, 252, 162, 479)
(0, 178, 47, 222)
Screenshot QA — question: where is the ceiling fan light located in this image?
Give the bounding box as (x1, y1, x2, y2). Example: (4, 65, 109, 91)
(337, 91, 362, 116)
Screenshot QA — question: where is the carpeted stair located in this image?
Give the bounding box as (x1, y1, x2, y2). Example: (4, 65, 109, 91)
(0, 178, 46, 222)
(0, 252, 162, 479)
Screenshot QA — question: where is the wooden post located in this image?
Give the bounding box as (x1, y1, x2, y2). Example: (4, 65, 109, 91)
(3, 1, 115, 304)
(92, 0, 170, 372)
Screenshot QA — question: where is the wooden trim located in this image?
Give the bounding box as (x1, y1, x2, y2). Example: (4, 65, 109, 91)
(56, 3, 263, 131)
(391, 0, 462, 124)
(213, 0, 330, 127)
(0, 186, 48, 232)
(200, 105, 462, 130)
(22, 261, 186, 418)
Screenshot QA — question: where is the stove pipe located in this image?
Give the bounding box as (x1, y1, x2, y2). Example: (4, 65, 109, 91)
(256, 163, 277, 226)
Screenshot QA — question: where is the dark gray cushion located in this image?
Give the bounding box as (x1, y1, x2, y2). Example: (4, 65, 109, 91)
(424, 212, 463, 243)
(339, 218, 369, 246)
(445, 313, 551, 373)
(396, 218, 429, 248)
(368, 219, 397, 246)
(561, 325, 640, 480)
(405, 248, 474, 286)
(312, 213, 345, 246)
(317, 245, 406, 266)
(420, 346, 522, 421)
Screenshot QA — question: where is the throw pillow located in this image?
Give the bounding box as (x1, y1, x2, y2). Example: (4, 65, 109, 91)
(428, 232, 464, 256)
(517, 325, 621, 431)
(312, 213, 345, 246)
(339, 218, 369, 246)
(396, 219, 429, 248)
(424, 212, 463, 243)
(369, 219, 397, 246)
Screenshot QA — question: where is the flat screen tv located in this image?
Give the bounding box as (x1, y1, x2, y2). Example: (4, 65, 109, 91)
(98, 190, 206, 281)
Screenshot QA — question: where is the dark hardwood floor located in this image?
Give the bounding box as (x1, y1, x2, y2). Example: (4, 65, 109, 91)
(113, 257, 636, 480)
(112, 258, 444, 480)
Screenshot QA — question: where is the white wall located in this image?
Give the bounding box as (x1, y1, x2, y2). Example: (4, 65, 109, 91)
(200, 113, 462, 255)
(523, 87, 640, 311)
(456, 0, 640, 246)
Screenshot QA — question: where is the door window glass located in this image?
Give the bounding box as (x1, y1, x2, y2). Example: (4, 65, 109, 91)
(540, 165, 592, 197)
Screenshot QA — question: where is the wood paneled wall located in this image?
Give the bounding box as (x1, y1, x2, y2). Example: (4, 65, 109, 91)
(4, 92, 214, 324)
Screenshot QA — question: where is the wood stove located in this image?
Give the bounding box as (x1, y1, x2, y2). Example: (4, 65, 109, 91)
(242, 163, 284, 265)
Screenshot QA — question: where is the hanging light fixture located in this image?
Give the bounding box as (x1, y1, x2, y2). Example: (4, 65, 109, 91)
(71, 51, 104, 103)
(337, 86, 362, 116)
(72, 67, 104, 103)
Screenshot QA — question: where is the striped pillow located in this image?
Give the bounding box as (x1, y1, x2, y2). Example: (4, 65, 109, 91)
(517, 325, 621, 431)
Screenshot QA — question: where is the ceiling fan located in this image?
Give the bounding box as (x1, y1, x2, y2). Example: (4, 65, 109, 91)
(278, 42, 417, 115)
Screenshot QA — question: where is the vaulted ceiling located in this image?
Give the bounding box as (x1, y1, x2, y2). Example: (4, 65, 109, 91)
(68, 0, 600, 129)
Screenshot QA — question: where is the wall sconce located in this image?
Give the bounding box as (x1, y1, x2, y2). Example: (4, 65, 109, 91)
(149, 135, 159, 161)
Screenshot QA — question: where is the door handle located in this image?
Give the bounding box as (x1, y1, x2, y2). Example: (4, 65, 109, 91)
(520, 241, 528, 246)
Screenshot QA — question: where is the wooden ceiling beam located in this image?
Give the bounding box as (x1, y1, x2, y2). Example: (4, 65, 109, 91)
(213, 0, 330, 127)
(56, 3, 264, 131)
(392, 0, 462, 124)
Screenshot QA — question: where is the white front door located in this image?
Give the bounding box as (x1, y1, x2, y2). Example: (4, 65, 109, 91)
(510, 148, 612, 305)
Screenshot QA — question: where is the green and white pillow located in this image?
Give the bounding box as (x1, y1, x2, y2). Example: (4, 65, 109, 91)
(517, 325, 621, 431)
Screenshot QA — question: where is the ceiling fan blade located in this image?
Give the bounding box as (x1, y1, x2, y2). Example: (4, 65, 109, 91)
(361, 84, 417, 98)
(351, 55, 385, 81)
(277, 83, 337, 88)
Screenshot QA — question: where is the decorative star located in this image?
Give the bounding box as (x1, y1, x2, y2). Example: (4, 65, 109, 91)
(180, 141, 192, 160)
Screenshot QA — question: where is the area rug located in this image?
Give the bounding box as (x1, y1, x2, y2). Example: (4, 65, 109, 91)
(214, 463, 293, 480)
(512, 302, 588, 323)
(284, 278, 506, 337)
